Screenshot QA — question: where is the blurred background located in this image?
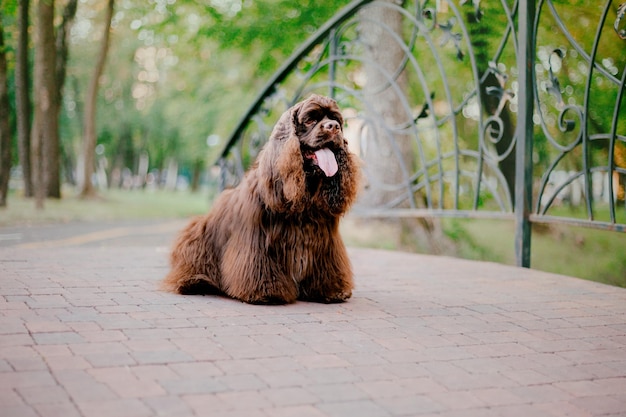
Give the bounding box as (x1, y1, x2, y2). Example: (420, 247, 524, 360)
(0, 0, 624, 287)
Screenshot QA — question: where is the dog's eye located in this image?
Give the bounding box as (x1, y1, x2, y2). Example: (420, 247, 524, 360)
(303, 110, 323, 127)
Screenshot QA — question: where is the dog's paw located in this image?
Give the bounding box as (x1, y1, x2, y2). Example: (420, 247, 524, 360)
(323, 290, 352, 304)
(300, 290, 352, 304)
(246, 295, 291, 305)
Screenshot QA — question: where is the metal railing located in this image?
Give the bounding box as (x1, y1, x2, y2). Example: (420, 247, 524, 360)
(217, 0, 626, 267)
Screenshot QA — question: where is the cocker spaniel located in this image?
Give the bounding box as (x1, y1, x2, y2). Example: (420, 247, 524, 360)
(161, 94, 360, 304)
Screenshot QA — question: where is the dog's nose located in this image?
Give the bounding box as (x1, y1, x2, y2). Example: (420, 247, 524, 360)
(321, 120, 340, 133)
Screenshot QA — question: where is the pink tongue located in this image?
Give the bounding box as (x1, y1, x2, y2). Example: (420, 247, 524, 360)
(314, 148, 338, 177)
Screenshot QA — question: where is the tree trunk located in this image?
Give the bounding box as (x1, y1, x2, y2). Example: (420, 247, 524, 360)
(38, 0, 79, 199)
(190, 159, 203, 192)
(56, 0, 78, 97)
(80, 0, 114, 197)
(480, 71, 516, 203)
(358, 0, 453, 254)
(467, 8, 517, 205)
(32, 0, 58, 208)
(44, 28, 61, 198)
(0, 14, 12, 207)
(16, 0, 32, 198)
(165, 158, 178, 191)
(358, 0, 413, 208)
(55, 0, 79, 189)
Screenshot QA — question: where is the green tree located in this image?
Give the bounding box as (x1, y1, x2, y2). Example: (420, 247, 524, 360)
(56, 0, 351, 194)
(0, 8, 11, 206)
(32, 0, 57, 208)
(15, 0, 32, 197)
(79, 0, 114, 197)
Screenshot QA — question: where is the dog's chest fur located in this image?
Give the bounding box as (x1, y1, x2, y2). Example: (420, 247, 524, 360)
(259, 210, 336, 283)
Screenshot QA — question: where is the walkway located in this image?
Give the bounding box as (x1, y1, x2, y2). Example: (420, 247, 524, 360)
(1, 221, 626, 417)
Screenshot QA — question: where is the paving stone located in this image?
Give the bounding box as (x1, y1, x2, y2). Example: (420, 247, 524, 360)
(428, 390, 486, 411)
(570, 395, 626, 416)
(131, 364, 180, 381)
(2, 244, 626, 417)
(299, 367, 359, 385)
(83, 352, 137, 367)
(76, 398, 153, 417)
(349, 364, 398, 381)
(0, 333, 34, 347)
(160, 376, 228, 395)
(216, 390, 274, 410)
(0, 386, 23, 406)
(130, 349, 194, 365)
(356, 379, 441, 398)
(182, 393, 231, 414)
(45, 354, 92, 371)
(317, 399, 391, 417)
(33, 402, 83, 417)
(533, 401, 593, 417)
(294, 354, 352, 369)
(214, 358, 269, 375)
(168, 361, 223, 378)
(0, 370, 57, 389)
(307, 383, 369, 402)
(471, 387, 527, 406)
(1, 404, 39, 417)
(261, 386, 319, 406)
(79, 329, 127, 342)
(265, 405, 328, 417)
(143, 395, 194, 417)
(219, 373, 268, 391)
(15, 384, 71, 405)
(5, 355, 48, 372)
(32, 331, 85, 345)
(24, 320, 71, 333)
(375, 394, 445, 415)
(257, 370, 312, 388)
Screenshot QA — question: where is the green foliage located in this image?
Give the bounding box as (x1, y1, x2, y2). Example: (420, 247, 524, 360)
(0, 0, 17, 17)
(205, 0, 352, 76)
(1, 188, 212, 226)
(86, 0, 351, 178)
(2, 0, 624, 286)
(442, 217, 626, 288)
(2, 0, 352, 186)
(6, 0, 620, 193)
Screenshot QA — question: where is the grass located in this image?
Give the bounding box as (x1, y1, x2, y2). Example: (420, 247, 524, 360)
(529, 223, 626, 287)
(0, 188, 212, 226)
(389, 217, 626, 288)
(342, 215, 626, 288)
(452, 218, 626, 287)
(2, 188, 625, 287)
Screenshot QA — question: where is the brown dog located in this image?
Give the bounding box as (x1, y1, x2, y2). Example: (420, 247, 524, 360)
(161, 94, 360, 304)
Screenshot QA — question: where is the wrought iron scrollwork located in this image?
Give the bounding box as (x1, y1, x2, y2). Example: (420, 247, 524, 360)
(546, 49, 565, 106)
(616, 2, 626, 39)
(218, 0, 626, 264)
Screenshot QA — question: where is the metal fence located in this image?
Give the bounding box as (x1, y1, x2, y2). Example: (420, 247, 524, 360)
(217, 0, 626, 267)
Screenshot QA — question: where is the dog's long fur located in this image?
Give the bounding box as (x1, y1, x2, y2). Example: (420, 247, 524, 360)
(161, 94, 360, 304)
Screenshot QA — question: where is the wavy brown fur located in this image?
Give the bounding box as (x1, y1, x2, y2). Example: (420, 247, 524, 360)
(161, 94, 361, 304)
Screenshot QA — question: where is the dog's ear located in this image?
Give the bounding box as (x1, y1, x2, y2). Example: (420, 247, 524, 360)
(275, 122, 305, 207)
(268, 108, 292, 142)
(291, 100, 303, 130)
(257, 104, 306, 213)
(267, 100, 305, 142)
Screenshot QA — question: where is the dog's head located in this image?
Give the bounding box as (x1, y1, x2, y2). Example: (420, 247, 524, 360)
(291, 94, 345, 177)
(261, 94, 359, 214)
(268, 94, 346, 178)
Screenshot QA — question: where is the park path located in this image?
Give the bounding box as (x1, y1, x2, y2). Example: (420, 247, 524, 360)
(1, 221, 626, 417)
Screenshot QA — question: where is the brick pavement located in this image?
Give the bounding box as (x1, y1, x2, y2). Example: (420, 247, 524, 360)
(1, 239, 626, 416)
